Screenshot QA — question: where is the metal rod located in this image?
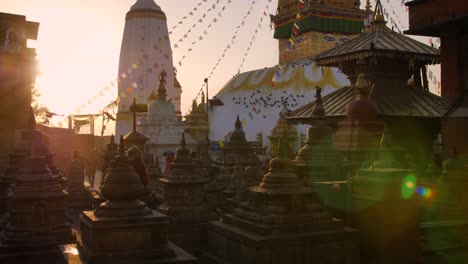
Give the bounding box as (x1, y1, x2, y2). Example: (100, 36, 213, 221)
(204, 78, 209, 131)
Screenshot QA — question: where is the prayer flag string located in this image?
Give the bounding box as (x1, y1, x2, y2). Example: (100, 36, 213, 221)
(237, 0, 272, 73)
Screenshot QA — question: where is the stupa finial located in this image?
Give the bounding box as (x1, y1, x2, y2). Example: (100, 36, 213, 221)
(157, 69, 168, 101)
(110, 134, 115, 143)
(312, 87, 325, 117)
(372, 0, 387, 28)
(181, 133, 186, 149)
(235, 115, 242, 129)
(201, 91, 205, 104)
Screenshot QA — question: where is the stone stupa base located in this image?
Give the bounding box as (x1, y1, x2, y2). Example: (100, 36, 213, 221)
(78, 210, 197, 264)
(204, 219, 359, 264)
(164, 212, 218, 255)
(0, 223, 75, 263)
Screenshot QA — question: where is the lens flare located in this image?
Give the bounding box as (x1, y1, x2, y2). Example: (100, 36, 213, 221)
(401, 174, 416, 199)
(416, 186, 433, 199)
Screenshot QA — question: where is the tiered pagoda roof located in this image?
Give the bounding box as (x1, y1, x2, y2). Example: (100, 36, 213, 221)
(286, 0, 446, 124)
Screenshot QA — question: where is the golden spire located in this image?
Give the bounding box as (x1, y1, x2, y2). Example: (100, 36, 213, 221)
(373, 0, 387, 28)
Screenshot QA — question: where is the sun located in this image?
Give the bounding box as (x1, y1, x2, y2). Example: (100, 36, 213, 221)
(31, 4, 122, 126)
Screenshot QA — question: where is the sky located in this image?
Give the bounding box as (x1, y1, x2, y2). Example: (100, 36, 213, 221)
(1, 0, 440, 134)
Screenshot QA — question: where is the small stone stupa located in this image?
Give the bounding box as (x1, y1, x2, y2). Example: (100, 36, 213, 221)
(79, 136, 197, 263)
(65, 153, 92, 210)
(0, 156, 74, 253)
(215, 116, 252, 191)
(221, 115, 252, 166)
(295, 88, 344, 184)
(205, 136, 359, 264)
(158, 133, 217, 254)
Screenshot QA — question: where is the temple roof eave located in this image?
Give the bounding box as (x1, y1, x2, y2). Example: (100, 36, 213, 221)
(286, 114, 444, 126)
(285, 85, 449, 124)
(315, 29, 441, 66)
(315, 49, 441, 67)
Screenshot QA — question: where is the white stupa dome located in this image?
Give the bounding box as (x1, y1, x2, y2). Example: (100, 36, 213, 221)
(130, 0, 162, 12)
(148, 100, 176, 123)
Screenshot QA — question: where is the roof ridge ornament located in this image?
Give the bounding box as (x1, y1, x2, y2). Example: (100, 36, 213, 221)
(372, 0, 387, 30)
(311, 87, 325, 118)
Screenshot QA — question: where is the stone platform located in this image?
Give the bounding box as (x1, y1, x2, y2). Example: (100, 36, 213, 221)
(205, 220, 359, 264)
(78, 210, 197, 264)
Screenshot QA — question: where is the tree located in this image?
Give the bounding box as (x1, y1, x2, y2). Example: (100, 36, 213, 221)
(31, 86, 51, 125)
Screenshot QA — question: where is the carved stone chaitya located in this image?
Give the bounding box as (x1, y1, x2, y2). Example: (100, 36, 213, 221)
(158, 133, 217, 254)
(78, 136, 197, 264)
(220, 115, 252, 167)
(205, 136, 359, 264)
